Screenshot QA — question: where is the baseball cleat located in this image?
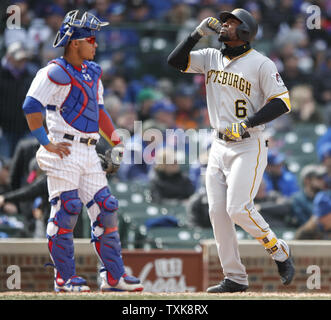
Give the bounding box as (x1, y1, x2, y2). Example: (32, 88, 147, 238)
(54, 275, 90, 292)
(100, 268, 143, 292)
(274, 241, 295, 285)
(207, 279, 248, 293)
(274, 239, 295, 285)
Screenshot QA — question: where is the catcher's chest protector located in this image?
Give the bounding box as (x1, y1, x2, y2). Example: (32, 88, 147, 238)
(48, 57, 102, 133)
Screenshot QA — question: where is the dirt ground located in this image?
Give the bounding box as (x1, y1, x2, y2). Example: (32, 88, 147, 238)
(0, 291, 330, 300)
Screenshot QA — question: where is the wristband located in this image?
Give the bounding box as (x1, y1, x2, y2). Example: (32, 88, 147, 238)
(31, 126, 50, 146)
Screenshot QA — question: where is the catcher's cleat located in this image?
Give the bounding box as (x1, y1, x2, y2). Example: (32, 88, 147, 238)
(274, 240, 295, 285)
(99, 268, 144, 292)
(54, 274, 90, 293)
(207, 279, 248, 293)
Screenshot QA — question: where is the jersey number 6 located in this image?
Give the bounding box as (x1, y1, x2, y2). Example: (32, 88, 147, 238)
(235, 100, 247, 118)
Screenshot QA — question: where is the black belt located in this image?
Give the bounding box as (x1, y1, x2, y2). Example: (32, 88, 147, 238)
(217, 131, 250, 142)
(63, 134, 97, 146)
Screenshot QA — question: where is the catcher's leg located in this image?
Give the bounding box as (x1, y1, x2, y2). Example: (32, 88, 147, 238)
(47, 189, 90, 292)
(86, 186, 143, 292)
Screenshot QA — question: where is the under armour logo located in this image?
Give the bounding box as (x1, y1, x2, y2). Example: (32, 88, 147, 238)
(82, 74, 92, 81)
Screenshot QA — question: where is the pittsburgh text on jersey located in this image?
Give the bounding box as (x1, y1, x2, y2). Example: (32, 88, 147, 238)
(206, 69, 251, 97)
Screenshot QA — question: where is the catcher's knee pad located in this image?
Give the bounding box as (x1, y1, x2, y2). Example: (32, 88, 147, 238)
(47, 190, 83, 282)
(92, 186, 119, 233)
(90, 187, 124, 283)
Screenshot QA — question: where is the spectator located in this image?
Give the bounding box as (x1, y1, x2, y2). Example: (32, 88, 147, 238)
(89, 0, 111, 21)
(150, 99, 177, 129)
(39, 4, 66, 66)
(290, 84, 322, 123)
(186, 187, 211, 228)
(316, 128, 331, 156)
(146, 0, 173, 19)
(263, 150, 300, 197)
(4, 1, 34, 50)
(0, 157, 17, 215)
(173, 83, 200, 129)
(263, 0, 297, 36)
(163, 1, 192, 27)
(279, 55, 311, 90)
(313, 51, 331, 107)
(136, 88, 161, 121)
(149, 148, 195, 202)
(290, 164, 327, 227)
(318, 142, 331, 189)
(0, 42, 35, 158)
(254, 179, 293, 228)
(127, 0, 152, 23)
(9, 138, 40, 191)
(102, 94, 124, 126)
(107, 3, 126, 24)
(0, 157, 11, 194)
(295, 190, 331, 240)
(116, 108, 138, 136)
(188, 148, 210, 191)
(117, 120, 165, 182)
(0, 158, 48, 235)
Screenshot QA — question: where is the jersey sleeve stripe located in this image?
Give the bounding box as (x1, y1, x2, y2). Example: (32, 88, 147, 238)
(267, 90, 289, 102)
(267, 90, 291, 112)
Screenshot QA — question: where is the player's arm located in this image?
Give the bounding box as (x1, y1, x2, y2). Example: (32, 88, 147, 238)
(97, 80, 123, 175)
(244, 96, 290, 128)
(97, 79, 122, 147)
(98, 104, 122, 147)
(167, 17, 222, 71)
(22, 97, 71, 159)
(224, 96, 290, 141)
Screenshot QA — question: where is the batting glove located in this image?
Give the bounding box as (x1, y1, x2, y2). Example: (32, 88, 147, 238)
(224, 119, 251, 141)
(195, 17, 222, 37)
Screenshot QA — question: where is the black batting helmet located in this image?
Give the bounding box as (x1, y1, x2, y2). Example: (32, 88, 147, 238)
(219, 8, 258, 43)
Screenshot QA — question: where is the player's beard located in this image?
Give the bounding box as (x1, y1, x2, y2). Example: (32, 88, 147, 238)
(218, 34, 231, 42)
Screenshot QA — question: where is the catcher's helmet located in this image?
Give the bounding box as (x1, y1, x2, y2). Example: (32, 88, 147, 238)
(53, 10, 109, 48)
(219, 8, 258, 43)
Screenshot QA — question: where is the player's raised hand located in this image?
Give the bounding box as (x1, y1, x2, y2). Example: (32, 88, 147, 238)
(196, 17, 222, 37)
(44, 141, 71, 159)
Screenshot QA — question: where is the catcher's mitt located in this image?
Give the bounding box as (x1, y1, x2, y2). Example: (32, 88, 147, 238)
(98, 144, 124, 175)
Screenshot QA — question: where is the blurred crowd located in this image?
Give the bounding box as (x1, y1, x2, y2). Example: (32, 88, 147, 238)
(0, 0, 331, 240)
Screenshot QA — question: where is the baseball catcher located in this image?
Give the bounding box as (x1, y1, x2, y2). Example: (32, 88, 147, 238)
(22, 10, 143, 292)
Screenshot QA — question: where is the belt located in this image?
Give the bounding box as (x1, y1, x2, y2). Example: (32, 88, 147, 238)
(217, 131, 250, 142)
(63, 133, 97, 146)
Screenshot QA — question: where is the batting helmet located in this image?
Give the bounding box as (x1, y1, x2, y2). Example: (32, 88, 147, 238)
(219, 8, 258, 43)
(53, 10, 109, 48)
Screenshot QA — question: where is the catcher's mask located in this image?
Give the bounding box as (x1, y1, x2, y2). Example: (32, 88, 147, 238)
(53, 10, 109, 48)
(219, 8, 258, 43)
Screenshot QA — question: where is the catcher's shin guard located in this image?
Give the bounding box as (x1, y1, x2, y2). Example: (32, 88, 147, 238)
(91, 187, 125, 284)
(90, 187, 143, 291)
(47, 190, 82, 282)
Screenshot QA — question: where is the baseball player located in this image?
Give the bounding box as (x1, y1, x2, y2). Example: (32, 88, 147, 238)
(22, 10, 143, 292)
(168, 8, 295, 292)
